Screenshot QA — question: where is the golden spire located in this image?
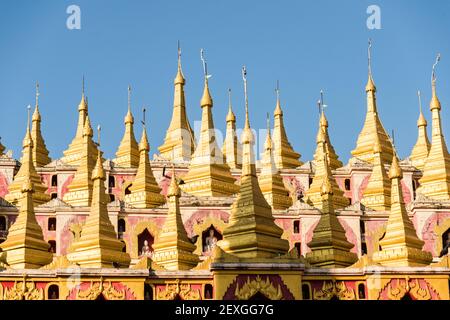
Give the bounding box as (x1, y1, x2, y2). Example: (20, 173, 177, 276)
(352, 39, 394, 164)
(313, 91, 343, 170)
(113, 85, 140, 168)
(152, 167, 200, 270)
(125, 110, 166, 208)
(181, 49, 238, 197)
(67, 127, 131, 268)
(0, 176, 53, 268)
(410, 90, 431, 170)
(258, 113, 292, 210)
(361, 132, 391, 210)
(272, 81, 303, 169)
(31, 81, 51, 168)
(305, 101, 349, 210)
(218, 66, 289, 258)
(222, 88, 242, 169)
(158, 41, 196, 162)
(305, 147, 358, 268)
(5, 106, 50, 206)
(61, 76, 101, 166)
(62, 115, 97, 206)
(372, 152, 433, 266)
(416, 54, 450, 200)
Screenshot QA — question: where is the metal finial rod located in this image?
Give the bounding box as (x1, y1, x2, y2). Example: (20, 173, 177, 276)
(228, 88, 232, 108)
(368, 38, 373, 76)
(242, 66, 248, 119)
(141, 107, 147, 126)
(97, 125, 101, 146)
(275, 80, 280, 101)
(432, 53, 441, 83)
(391, 129, 395, 146)
(35, 81, 40, 106)
(27, 105, 31, 130)
(200, 48, 208, 79)
(316, 100, 321, 114)
(82, 75, 85, 96)
(266, 112, 270, 132)
(128, 85, 132, 111)
(417, 90, 423, 113)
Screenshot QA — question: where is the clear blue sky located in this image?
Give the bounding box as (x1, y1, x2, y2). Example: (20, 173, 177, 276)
(1, 0, 449, 164)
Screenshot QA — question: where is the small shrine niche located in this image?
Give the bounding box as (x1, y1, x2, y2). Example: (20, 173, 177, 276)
(138, 229, 154, 257)
(201, 225, 222, 254)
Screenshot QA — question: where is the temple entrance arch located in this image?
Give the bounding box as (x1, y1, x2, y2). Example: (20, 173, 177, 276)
(131, 221, 159, 258)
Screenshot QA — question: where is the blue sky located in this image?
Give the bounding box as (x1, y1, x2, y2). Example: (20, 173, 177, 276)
(0, 0, 449, 164)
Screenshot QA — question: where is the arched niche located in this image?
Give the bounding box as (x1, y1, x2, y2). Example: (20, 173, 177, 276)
(192, 217, 227, 256)
(434, 217, 450, 257)
(131, 221, 160, 258)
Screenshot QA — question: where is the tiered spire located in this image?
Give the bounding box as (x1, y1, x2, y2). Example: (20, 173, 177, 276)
(152, 167, 199, 270)
(158, 42, 196, 162)
(125, 115, 165, 208)
(67, 128, 131, 268)
(304, 116, 349, 210)
(258, 113, 292, 210)
(0, 180, 52, 268)
(305, 146, 358, 268)
(313, 92, 342, 170)
(272, 82, 303, 169)
(113, 85, 140, 168)
(61, 77, 101, 166)
(351, 40, 394, 164)
(218, 67, 289, 258)
(180, 49, 238, 197)
(361, 133, 391, 211)
(222, 89, 242, 169)
(31, 82, 51, 167)
(410, 91, 431, 170)
(62, 116, 97, 206)
(372, 153, 432, 266)
(5, 107, 50, 206)
(416, 54, 450, 200)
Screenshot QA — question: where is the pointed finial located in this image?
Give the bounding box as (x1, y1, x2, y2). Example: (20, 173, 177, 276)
(418, 90, 422, 114)
(432, 53, 441, 83)
(417, 90, 427, 127)
(82, 75, 85, 96)
(200, 48, 211, 81)
(368, 38, 373, 77)
(128, 85, 131, 112)
(276, 80, 280, 102)
(242, 66, 249, 128)
(141, 107, 146, 127)
(228, 88, 232, 109)
(27, 105, 31, 131)
(430, 54, 442, 110)
(97, 125, 101, 146)
(177, 40, 181, 65)
(266, 112, 270, 133)
(35, 81, 40, 107)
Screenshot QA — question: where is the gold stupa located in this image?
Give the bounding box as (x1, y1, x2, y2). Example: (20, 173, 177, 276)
(409, 91, 431, 171)
(113, 86, 140, 168)
(158, 45, 196, 162)
(372, 153, 433, 266)
(152, 167, 200, 270)
(124, 125, 165, 208)
(5, 108, 50, 206)
(258, 114, 292, 210)
(222, 89, 242, 170)
(31, 82, 51, 168)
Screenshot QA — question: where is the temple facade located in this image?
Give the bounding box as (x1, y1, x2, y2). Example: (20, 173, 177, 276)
(0, 47, 449, 301)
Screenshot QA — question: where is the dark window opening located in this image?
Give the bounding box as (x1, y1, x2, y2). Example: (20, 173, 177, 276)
(125, 184, 132, 195)
(51, 175, 58, 187)
(378, 232, 386, 251)
(109, 176, 116, 188)
(144, 284, 153, 300)
(204, 284, 213, 299)
(344, 178, 351, 191)
(48, 240, 56, 254)
(412, 180, 419, 199)
(302, 284, 311, 300)
(293, 220, 300, 234)
(48, 217, 56, 231)
(295, 242, 301, 256)
(358, 283, 366, 299)
(109, 194, 115, 202)
(0, 216, 6, 231)
(51, 193, 57, 200)
(439, 228, 450, 257)
(361, 242, 367, 255)
(360, 220, 366, 235)
(308, 177, 313, 187)
(121, 240, 127, 253)
(118, 218, 126, 233)
(48, 285, 59, 300)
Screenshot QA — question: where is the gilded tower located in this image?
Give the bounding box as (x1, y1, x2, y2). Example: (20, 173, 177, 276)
(272, 85, 302, 169)
(5, 108, 50, 206)
(158, 44, 196, 162)
(416, 55, 450, 200)
(351, 40, 393, 164)
(222, 89, 242, 170)
(31, 82, 51, 168)
(67, 134, 131, 268)
(306, 148, 358, 268)
(180, 50, 238, 197)
(152, 168, 200, 270)
(124, 123, 166, 208)
(218, 67, 289, 258)
(114, 86, 140, 168)
(409, 91, 431, 171)
(372, 153, 433, 266)
(258, 114, 292, 210)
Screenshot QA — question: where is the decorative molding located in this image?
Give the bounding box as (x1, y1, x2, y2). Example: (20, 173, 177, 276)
(3, 275, 44, 300)
(313, 281, 356, 300)
(234, 276, 283, 300)
(156, 279, 201, 300)
(379, 278, 439, 300)
(76, 278, 126, 300)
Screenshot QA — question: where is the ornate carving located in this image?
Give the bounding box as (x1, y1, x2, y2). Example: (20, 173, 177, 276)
(3, 275, 44, 300)
(234, 276, 283, 300)
(76, 278, 125, 300)
(41, 255, 73, 269)
(156, 279, 201, 300)
(313, 280, 356, 300)
(380, 278, 438, 300)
